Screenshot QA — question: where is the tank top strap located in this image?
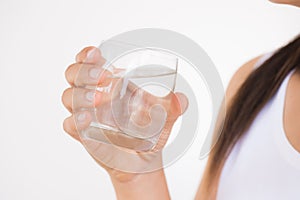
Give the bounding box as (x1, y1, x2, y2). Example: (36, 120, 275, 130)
(272, 68, 300, 170)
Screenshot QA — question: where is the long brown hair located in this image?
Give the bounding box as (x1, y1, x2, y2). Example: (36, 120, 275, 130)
(199, 34, 300, 199)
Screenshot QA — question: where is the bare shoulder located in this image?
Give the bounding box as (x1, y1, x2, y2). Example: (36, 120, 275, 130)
(225, 55, 263, 105)
(194, 55, 264, 199)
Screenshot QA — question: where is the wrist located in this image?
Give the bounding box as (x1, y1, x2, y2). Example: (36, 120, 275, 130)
(107, 151, 164, 183)
(108, 169, 141, 183)
(109, 169, 170, 200)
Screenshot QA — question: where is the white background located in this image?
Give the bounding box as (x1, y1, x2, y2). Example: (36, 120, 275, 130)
(0, 0, 299, 199)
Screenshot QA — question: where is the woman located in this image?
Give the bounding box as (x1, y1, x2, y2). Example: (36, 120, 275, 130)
(62, 0, 300, 199)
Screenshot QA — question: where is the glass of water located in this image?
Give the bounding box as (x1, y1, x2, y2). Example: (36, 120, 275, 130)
(76, 40, 178, 152)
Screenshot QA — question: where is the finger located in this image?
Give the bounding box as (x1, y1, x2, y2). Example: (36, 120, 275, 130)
(65, 62, 111, 87)
(126, 84, 188, 121)
(63, 115, 81, 141)
(74, 46, 124, 77)
(76, 47, 103, 64)
(62, 88, 102, 112)
(152, 121, 174, 152)
(162, 92, 188, 121)
(63, 111, 92, 141)
(62, 87, 73, 112)
(104, 131, 154, 152)
(173, 92, 189, 115)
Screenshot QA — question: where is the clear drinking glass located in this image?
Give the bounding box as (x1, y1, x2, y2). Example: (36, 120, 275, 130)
(76, 40, 178, 152)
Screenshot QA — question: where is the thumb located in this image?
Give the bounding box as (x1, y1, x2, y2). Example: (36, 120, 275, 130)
(167, 92, 189, 120)
(174, 92, 189, 115)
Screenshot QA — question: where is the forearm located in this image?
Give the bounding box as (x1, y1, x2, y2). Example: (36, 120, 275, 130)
(110, 169, 170, 200)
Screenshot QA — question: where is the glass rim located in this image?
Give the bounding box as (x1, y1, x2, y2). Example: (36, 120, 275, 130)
(99, 39, 179, 62)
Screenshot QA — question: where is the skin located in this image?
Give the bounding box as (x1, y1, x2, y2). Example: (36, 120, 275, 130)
(62, 1, 300, 199)
(195, 56, 300, 199)
(269, 0, 300, 7)
(195, 55, 265, 199)
(62, 46, 188, 199)
(196, 1, 300, 198)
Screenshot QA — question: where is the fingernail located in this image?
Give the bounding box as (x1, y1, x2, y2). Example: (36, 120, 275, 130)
(86, 91, 94, 102)
(86, 48, 96, 61)
(77, 113, 86, 122)
(89, 68, 101, 79)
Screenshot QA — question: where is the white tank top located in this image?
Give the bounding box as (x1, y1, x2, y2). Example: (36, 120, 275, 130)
(217, 53, 300, 200)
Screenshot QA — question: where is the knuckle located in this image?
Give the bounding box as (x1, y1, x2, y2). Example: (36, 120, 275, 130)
(63, 118, 71, 133)
(65, 63, 77, 83)
(62, 88, 70, 101)
(76, 46, 96, 62)
(99, 56, 106, 65)
(62, 88, 73, 108)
